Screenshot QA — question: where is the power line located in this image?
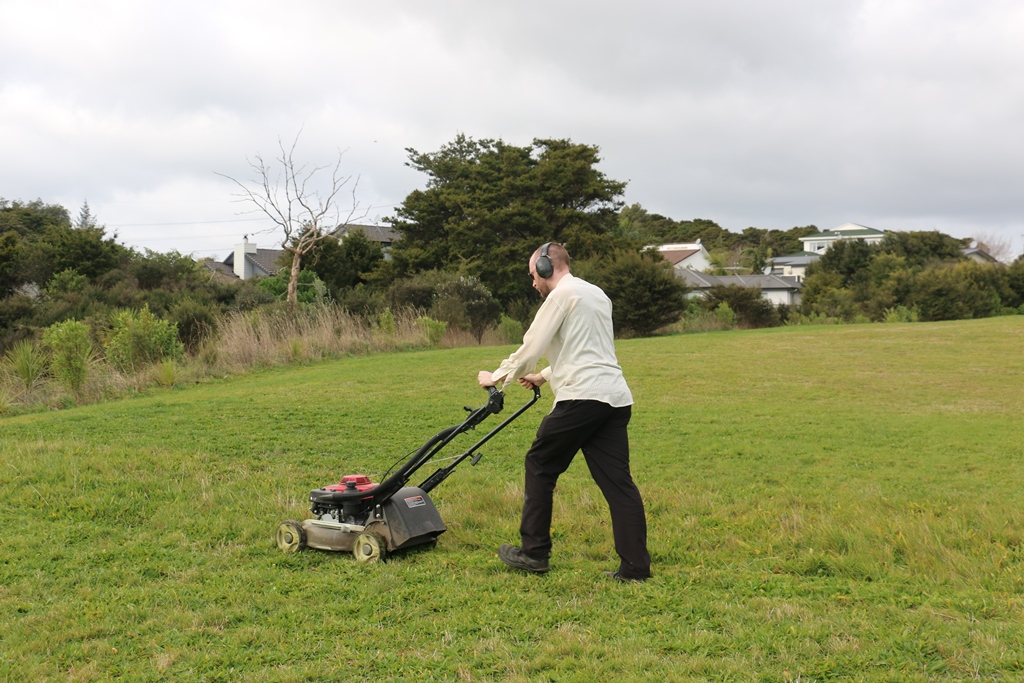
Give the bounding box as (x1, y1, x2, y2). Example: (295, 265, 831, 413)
(118, 231, 269, 243)
(102, 202, 401, 229)
(106, 217, 272, 228)
(100, 200, 399, 229)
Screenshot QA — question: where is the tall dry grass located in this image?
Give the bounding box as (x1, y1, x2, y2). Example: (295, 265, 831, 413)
(0, 303, 515, 415)
(207, 305, 433, 372)
(204, 304, 515, 374)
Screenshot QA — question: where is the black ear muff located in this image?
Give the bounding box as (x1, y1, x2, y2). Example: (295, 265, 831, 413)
(535, 242, 554, 279)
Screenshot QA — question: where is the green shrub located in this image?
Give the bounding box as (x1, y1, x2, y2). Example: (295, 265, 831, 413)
(44, 268, 88, 298)
(286, 338, 305, 362)
(496, 314, 524, 345)
(42, 319, 93, 396)
(790, 312, 842, 325)
(338, 284, 385, 317)
(153, 358, 179, 388)
(909, 262, 1003, 321)
(387, 271, 501, 342)
(676, 307, 729, 333)
(378, 308, 397, 336)
(387, 270, 457, 311)
(580, 251, 688, 337)
(703, 284, 780, 329)
(431, 276, 501, 342)
(130, 250, 197, 291)
(714, 301, 736, 327)
(0, 295, 37, 350)
(255, 269, 328, 304)
(504, 297, 539, 327)
(883, 305, 920, 323)
(104, 305, 184, 373)
(416, 316, 447, 346)
(4, 339, 47, 392)
(167, 297, 219, 353)
(233, 282, 277, 311)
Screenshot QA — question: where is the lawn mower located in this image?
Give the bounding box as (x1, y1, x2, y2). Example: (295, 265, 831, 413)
(274, 385, 541, 562)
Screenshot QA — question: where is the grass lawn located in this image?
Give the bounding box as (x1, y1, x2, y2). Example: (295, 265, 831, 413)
(2, 317, 1023, 681)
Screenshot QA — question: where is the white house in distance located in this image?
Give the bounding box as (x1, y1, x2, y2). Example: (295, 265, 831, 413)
(677, 270, 804, 306)
(768, 222, 886, 281)
(653, 240, 801, 304)
(962, 243, 999, 264)
(224, 236, 285, 280)
(767, 252, 820, 281)
(652, 241, 712, 272)
(799, 223, 885, 254)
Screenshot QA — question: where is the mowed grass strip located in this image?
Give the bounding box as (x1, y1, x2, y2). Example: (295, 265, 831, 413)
(2, 317, 1023, 681)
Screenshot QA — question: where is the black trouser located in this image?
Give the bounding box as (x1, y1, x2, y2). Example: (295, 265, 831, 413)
(520, 400, 651, 579)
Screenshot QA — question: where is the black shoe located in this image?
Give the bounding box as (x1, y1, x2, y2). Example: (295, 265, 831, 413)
(603, 570, 648, 583)
(498, 544, 549, 574)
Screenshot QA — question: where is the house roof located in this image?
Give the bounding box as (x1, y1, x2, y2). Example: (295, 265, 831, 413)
(220, 247, 285, 277)
(249, 248, 285, 274)
(769, 252, 821, 266)
(800, 223, 885, 240)
(339, 223, 400, 244)
(659, 248, 701, 265)
(677, 270, 803, 291)
(654, 242, 703, 251)
(961, 247, 998, 263)
(202, 259, 236, 277)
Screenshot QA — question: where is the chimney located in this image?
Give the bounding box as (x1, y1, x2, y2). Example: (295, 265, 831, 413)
(234, 236, 258, 279)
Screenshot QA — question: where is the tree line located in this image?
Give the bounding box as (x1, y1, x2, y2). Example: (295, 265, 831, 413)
(4, 132, 1024, 368)
(799, 233, 1024, 323)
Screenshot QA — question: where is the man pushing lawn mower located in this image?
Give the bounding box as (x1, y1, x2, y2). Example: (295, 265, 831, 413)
(478, 243, 652, 582)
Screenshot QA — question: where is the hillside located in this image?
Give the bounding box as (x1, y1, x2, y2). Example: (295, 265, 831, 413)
(2, 318, 1023, 681)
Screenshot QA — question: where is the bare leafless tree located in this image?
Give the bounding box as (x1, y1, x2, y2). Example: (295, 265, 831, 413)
(218, 133, 364, 304)
(970, 231, 1015, 263)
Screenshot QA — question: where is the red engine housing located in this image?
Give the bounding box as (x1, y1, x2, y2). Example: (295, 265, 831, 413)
(323, 474, 377, 493)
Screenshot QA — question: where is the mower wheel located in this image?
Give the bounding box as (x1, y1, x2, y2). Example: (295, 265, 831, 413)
(275, 520, 307, 553)
(353, 531, 387, 563)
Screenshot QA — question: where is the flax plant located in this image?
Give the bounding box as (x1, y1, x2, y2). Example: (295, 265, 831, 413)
(4, 339, 48, 393)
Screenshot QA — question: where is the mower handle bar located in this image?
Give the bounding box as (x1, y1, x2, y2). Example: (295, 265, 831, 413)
(311, 384, 541, 508)
(418, 384, 541, 493)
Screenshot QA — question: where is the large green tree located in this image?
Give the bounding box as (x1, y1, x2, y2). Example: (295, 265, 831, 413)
(0, 198, 124, 288)
(614, 204, 818, 266)
(389, 135, 629, 304)
(0, 230, 23, 297)
(305, 228, 383, 296)
(798, 229, 1020, 322)
(879, 230, 965, 267)
(578, 250, 689, 337)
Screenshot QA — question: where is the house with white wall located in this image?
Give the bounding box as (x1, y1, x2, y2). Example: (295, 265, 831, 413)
(677, 270, 803, 306)
(652, 241, 712, 272)
(799, 223, 885, 254)
(961, 245, 999, 264)
(767, 252, 820, 281)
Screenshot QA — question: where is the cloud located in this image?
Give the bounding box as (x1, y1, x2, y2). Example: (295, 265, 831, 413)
(1, 0, 1022, 257)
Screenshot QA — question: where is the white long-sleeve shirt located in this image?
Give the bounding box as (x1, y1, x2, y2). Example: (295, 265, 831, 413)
(491, 273, 633, 407)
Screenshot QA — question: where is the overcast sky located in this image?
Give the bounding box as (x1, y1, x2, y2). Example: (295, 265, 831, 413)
(3, 0, 1023, 261)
